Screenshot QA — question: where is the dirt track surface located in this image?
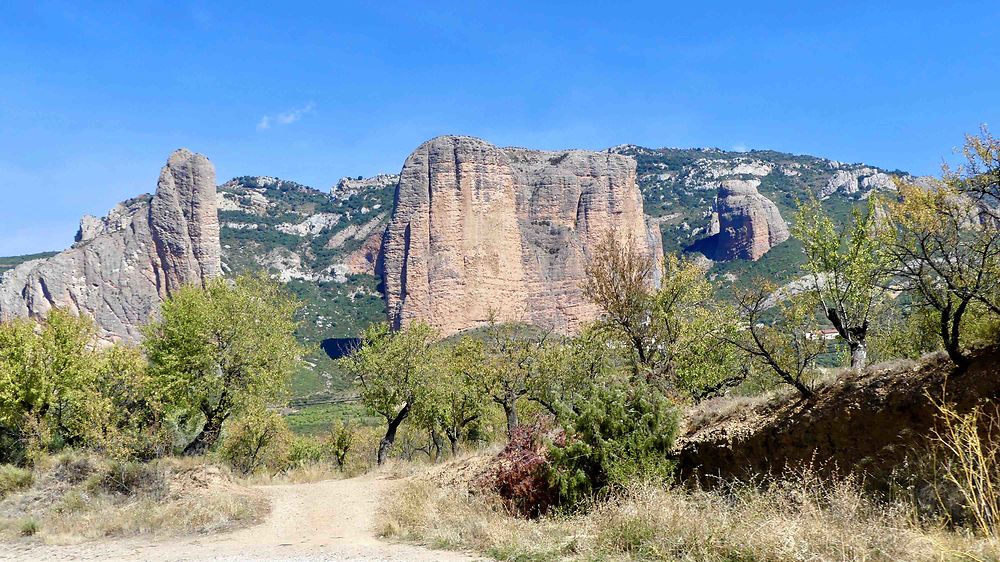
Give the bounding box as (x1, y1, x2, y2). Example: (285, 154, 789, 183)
(1, 475, 481, 562)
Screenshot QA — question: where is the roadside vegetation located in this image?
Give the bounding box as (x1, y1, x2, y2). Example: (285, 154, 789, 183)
(2, 130, 1000, 559)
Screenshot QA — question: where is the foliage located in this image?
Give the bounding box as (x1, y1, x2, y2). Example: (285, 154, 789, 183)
(793, 196, 893, 368)
(475, 422, 558, 517)
(727, 282, 825, 398)
(328, 419, 355, 469)
(145, 274, 302, 455)
(584, 230, 743, 399)
(339, 321, 437, 464)
(547, 381, 679, 510)
(219, 408, 292, 475)
(887, 129, 1000, 369)
(0, 310, 98, 462)
(475, 320, 551, 437)
(0, 464, 32, 498)
(413, 336, 488, 455)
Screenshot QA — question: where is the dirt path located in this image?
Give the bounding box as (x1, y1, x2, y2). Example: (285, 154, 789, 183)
(1, 475, 481, 562)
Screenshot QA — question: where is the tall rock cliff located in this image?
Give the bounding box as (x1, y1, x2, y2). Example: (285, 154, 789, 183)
(382, 135, 662, 336)
(0, 149, 221, 343)
(690, 179, 789, 261)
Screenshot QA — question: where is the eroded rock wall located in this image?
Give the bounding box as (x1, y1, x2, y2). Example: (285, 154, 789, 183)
(382, 135, 661, 336)
(0, 149, 221, 343)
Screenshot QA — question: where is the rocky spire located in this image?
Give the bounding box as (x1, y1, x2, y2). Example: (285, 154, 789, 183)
(0, 149, 222, 343)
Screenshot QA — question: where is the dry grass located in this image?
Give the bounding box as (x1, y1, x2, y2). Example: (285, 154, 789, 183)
(378, 469, 999, 561)
(0, 452, 267, 544)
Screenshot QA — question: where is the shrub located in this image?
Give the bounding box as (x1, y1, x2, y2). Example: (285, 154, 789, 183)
(288, 435, 326, 467)
(93, 460, 167, 498)
(475, 421, 559, 517)
(18, 517, 38, 536)
(329, 420, 355, 470)
(547, 382, 679, 510)
(219, 409, 292, 476)
(0, 464, 33, 497)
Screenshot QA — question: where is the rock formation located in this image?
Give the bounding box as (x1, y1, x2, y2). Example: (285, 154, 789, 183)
(690, 179, 789, 261)
(0, 149, 221, 343)
(381, 135, 662, 336)
(820, 167, 895, 198)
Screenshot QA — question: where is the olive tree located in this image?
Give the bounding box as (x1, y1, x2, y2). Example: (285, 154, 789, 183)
(144, 274, 302, 456)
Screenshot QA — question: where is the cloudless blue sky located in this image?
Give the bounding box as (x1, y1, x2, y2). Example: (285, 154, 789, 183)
(2, 1, 999, 255)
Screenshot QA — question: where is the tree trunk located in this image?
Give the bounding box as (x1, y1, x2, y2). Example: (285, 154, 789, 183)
(503, 398, 519, 438)
(184, 408, 227, 456)
(940, 299, 971, 373)
(848, 341, 868, 370)
(431, 429, 444, 463)
(446, 429, 459, 457)
(377, 402, 411, 465)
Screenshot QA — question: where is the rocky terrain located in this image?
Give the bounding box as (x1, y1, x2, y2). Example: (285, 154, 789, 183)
(0, 141, 906, 396)
(690, 178, 790, 261)
(677, 346, 1000, 483)
(382, 135, 662, 336)
(0, 149, 221, 343)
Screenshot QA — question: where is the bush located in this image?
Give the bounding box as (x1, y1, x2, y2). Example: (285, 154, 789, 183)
(288, 435, 326, 467)
(475, 421, 559, 517)
(329, 420, 355, 470)
(219, 409, 292, 476)
(0, 464, 33, 497)
(93, 460, 167, 497)
(547, 382, 680, 510)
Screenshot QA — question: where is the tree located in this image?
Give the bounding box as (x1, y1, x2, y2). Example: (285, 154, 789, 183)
(888, 129, 1000, 370)
(582, 228, 656, 378)
(0, 309, 97, 462)
(583, 229, 743, 399)
(726, 282, 825, 399)
(793, 197, 892, 369)
(145, 274, 302, 456)
(86, 344, 169, 461)
(418, 336, 488, 456)
(340, 321, 437, 465)
(478, 320, 550, 438)
(527, 328, 617, 418)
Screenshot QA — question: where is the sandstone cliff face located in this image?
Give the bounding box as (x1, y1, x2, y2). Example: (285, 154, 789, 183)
(0, 149, 221, 342)
(382, 135, 661, 336)
(692, 179, 789, 261)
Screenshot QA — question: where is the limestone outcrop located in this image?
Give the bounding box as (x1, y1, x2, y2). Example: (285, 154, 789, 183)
(691, 179, 789, 261)
(381, 135, 662, 336)
(0, 149, 221, 342)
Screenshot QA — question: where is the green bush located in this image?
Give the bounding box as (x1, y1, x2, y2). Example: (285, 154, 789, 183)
(0, 464, 33, 497)
(288, 435, 327, 467)
(547, 382, 680, 510)
(219, 409, 292, 475)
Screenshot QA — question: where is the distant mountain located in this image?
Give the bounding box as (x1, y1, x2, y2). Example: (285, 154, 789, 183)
(0, 144, 907, 400)
(216, 174, 396, 398)
(612, 145, 904, 290)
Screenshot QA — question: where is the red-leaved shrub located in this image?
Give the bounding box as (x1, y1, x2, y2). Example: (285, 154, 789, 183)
(475, 421, 563, 517)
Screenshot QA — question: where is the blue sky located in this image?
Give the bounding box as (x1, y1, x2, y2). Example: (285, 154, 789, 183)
(2, 1, 999, 256)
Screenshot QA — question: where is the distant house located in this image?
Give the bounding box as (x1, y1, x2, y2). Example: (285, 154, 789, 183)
(806, 328, 841, 341)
